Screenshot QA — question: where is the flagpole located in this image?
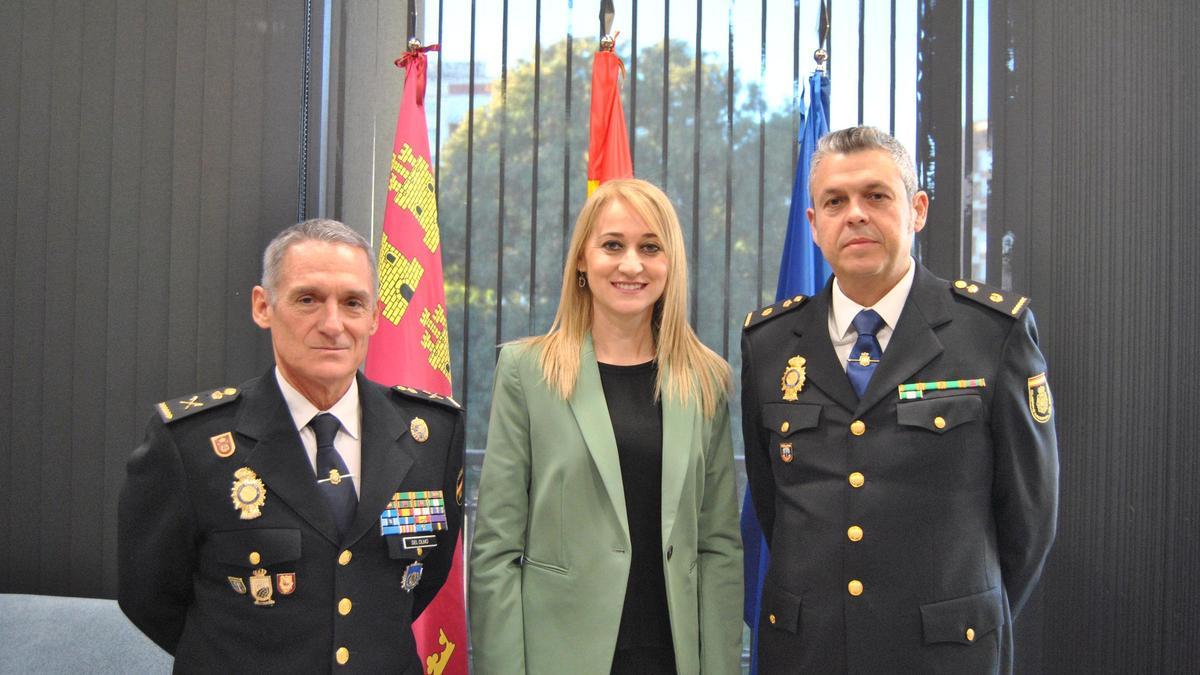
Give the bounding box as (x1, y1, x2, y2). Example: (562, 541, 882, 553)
(599, 0, 614, 42)
(407, 0, 418, 46)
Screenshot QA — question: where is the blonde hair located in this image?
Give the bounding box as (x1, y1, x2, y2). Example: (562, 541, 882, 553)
(521, 178, 730, 418)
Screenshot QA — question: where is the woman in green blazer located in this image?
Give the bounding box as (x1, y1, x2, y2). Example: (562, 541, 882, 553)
(469, 179, 743, 674)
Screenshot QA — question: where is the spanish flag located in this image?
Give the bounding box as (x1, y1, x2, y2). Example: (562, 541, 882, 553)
(587, 42, 633, 195)
(365, 43, 466, 675)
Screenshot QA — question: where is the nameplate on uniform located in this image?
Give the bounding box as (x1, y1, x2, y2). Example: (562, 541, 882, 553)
(379, 490, 448, 535)
(402, 535, 439, 550)
(897, 378, 986, 400)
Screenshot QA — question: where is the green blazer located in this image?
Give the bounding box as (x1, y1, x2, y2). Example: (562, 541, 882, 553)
(469, 336, 743, 674)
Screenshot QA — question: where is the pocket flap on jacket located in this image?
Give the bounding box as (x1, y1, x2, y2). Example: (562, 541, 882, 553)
(896, 394, 982, 433)
(762, 584, 803, 634)
(209, 528, 301, 568)
(920, 586, 1004, 645)
(762, 403, 821, 438)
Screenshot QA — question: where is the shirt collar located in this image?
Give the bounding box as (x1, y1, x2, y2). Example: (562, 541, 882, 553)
(831, 258, 917, 339)
(274, 368, 362, 440)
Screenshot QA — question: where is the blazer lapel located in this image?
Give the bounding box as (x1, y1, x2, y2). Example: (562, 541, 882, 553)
(568, 335, 630, 544)
(344, 374, 414, 547)
(792, 283, 860, 412)
(856, 265, 953, 414)
(659, 389, 697, 547)
(237, 371, 339, 546)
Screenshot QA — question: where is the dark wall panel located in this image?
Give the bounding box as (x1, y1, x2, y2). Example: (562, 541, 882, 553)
(11, 0, 53, 594)
(0, 0, 19, 596)
(0, 0, 310, 598)
(991, 1, 1200, 671)
(41, 0, 82, 598)
(915, 0, 964, 278)
(101, 0, 147, 594)
(70, 0, 118, 598)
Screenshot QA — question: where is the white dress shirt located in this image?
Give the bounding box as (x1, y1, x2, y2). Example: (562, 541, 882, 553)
(828, 259, 917, 373)
(275, 368, 363, 497)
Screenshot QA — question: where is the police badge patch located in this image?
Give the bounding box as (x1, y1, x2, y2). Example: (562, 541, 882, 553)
(1027, 373, 1052, 423)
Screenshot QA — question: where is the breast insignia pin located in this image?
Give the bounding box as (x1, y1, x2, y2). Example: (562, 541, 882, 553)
(275, 572, 296, 596)
(779, 442, 794, 463)
(781, 356, 807, 401)
(231, 467, 266, 520)
(249, 569, 275, 606)
(228, 576, 247, 594)
(410, 417, 430, 443)
(401, 560, 424, 592)
(210, 431, 236, 458)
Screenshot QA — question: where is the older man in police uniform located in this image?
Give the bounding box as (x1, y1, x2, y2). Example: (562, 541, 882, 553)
(741, 127, 1058, 673)
(118, 219, 464, 672)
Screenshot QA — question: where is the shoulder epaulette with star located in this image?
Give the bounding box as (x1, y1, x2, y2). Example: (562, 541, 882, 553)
(951, 279, 1030, 318)
(742, 294, 809, 331)
(155, 386, 241, 423)
(392, 385, 463, 411)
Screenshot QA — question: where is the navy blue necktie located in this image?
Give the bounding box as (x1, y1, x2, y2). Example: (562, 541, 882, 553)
(309, 413, 357, 540)
(847, 309, 886, 399)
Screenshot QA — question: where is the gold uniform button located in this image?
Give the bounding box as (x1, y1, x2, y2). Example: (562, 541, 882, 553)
(933, 416, 947, 429)
(768, 614, 776, 625)
(850, 420, 866, 436)
(338, 550, 352, 566)
(338, 598, 352, 615)
(780, 421, 790, 434)
(248, 551, 261, 565)
(847, 525, 863, 542)
(954, 279, 967, 289)
(335, 647, 349, 665)
(966, 627, 976, 642)
(849, 472, 865, 488)
(848, 579, 864, 596)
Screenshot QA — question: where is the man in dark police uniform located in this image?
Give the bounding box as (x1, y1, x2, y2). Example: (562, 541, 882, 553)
(118, 219, 464, 672)
(741, 127, 1058, 673)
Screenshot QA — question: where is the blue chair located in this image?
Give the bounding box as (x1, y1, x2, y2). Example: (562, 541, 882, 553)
(0, 594, 172, 674)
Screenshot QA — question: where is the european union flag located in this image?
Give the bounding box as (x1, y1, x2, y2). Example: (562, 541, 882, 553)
(741, 69, 831, 673)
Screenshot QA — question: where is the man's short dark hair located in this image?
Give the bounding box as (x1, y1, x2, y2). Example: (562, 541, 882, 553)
(810, 126, 920, 200)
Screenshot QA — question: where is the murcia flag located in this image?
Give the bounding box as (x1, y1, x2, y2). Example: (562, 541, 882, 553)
(587, 39, 633, 195)
(365, 43, 465, 675)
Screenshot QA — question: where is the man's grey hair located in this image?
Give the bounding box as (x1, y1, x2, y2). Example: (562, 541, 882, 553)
(810, 126, 920, 200)
(261, 218, 377, 301)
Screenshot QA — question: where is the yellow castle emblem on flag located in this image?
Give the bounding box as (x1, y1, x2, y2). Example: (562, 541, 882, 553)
(389, 143, 440, 253)
(421, 304, 452, 382)
(378, 232, 425, 325)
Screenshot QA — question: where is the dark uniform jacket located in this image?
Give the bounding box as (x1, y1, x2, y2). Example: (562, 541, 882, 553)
(741, 265, 1058, 674)
(118, 369, 464, 673)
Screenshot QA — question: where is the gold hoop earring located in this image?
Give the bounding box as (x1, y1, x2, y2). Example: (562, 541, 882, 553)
(577, 272, 587, 288)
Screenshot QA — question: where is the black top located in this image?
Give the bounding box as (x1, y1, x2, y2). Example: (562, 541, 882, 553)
(597, 360, 675, 667)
